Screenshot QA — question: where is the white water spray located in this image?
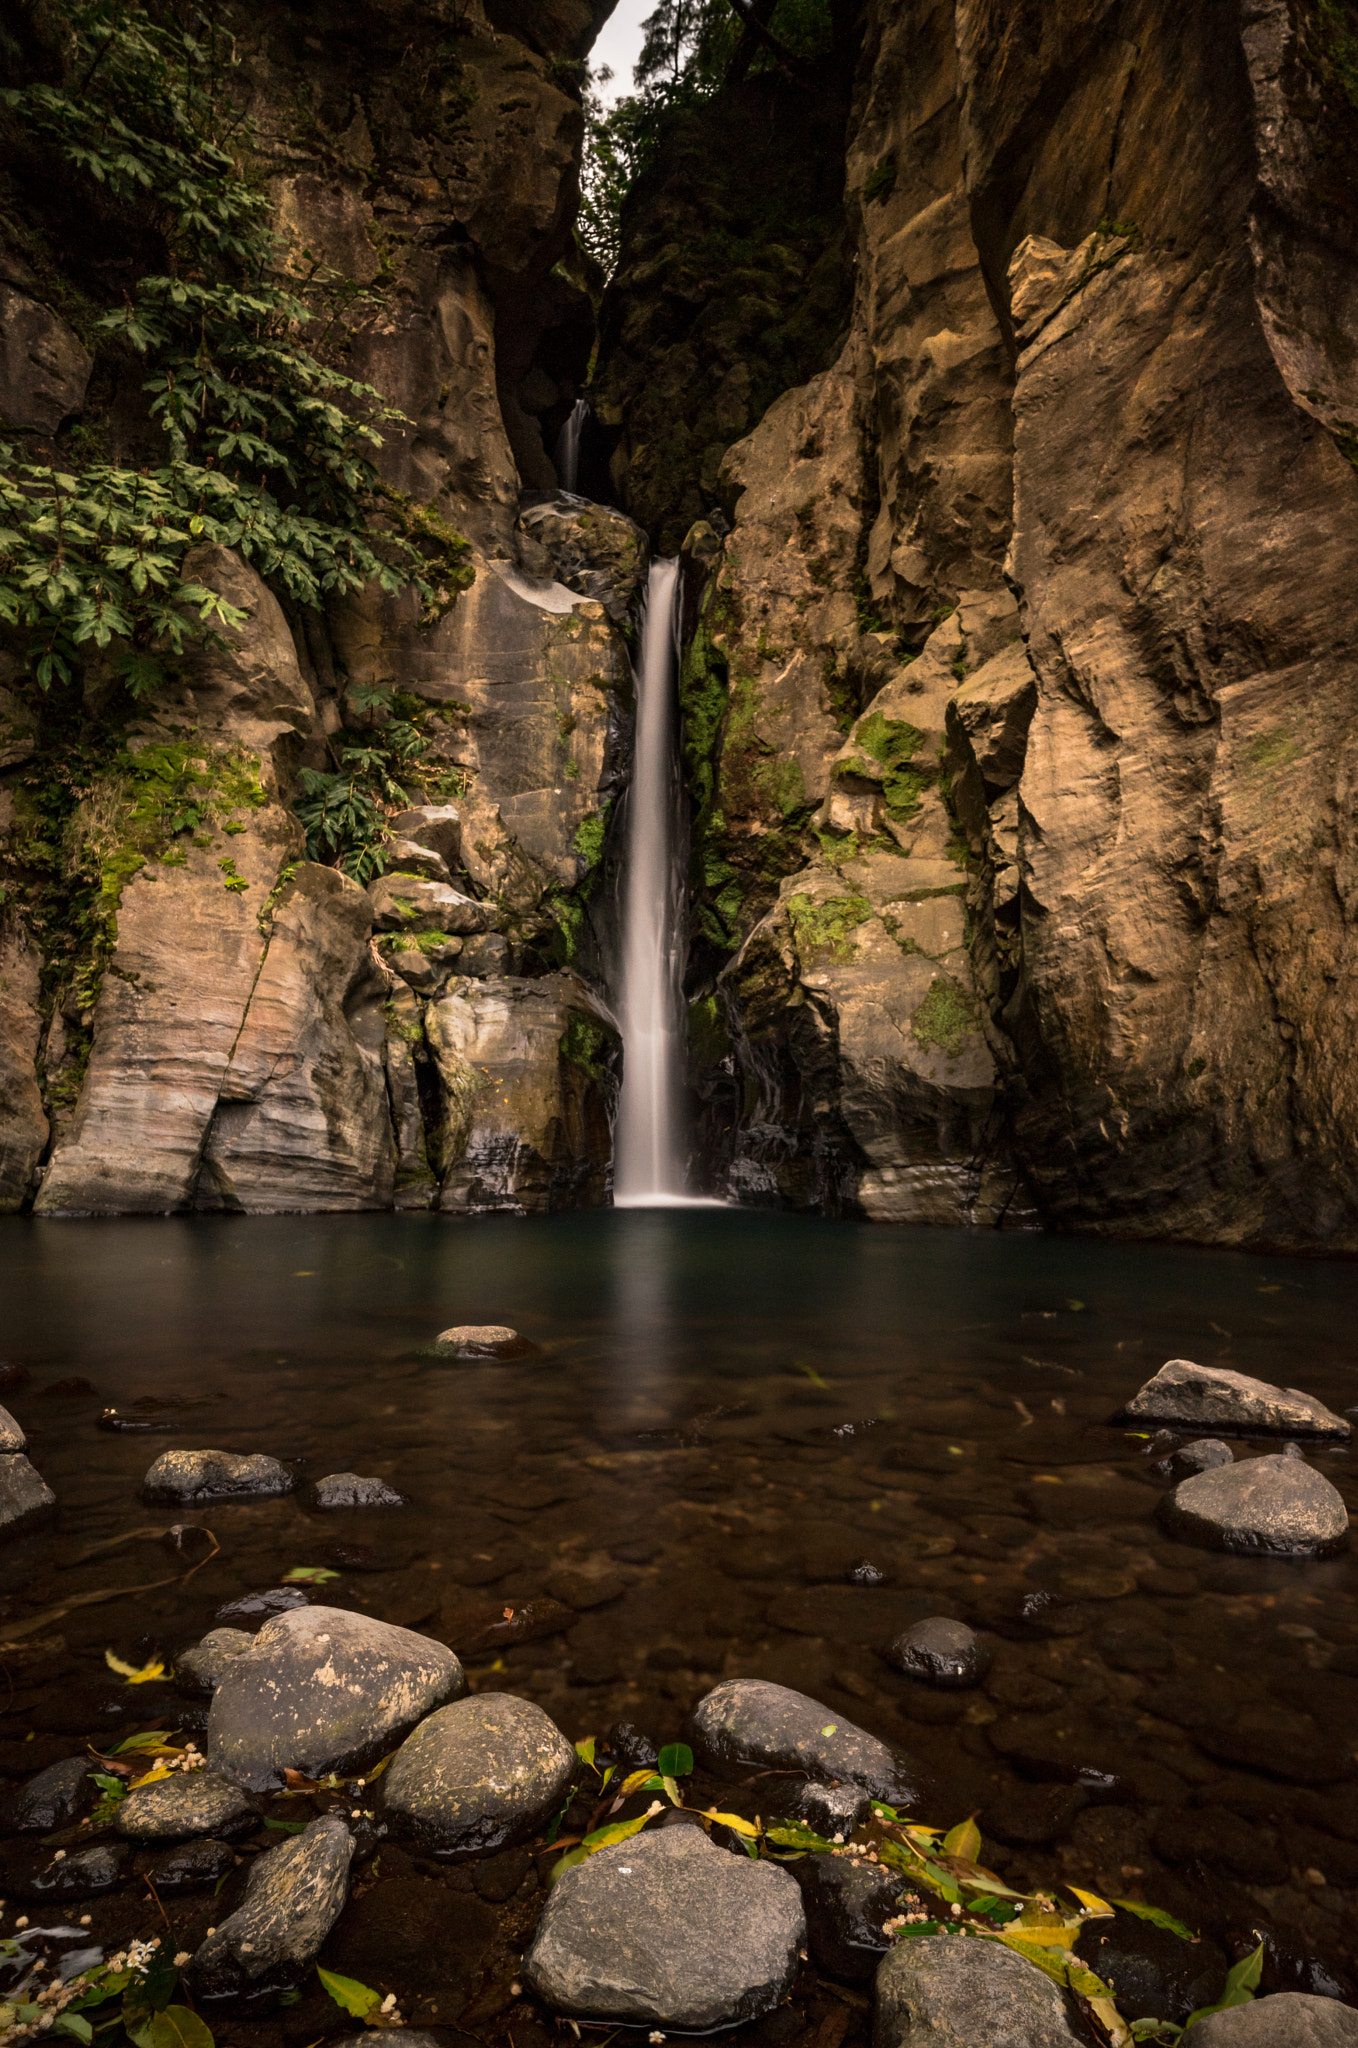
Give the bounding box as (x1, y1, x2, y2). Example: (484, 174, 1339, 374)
(554, 398, 589, 493)
(614, 558, 689, 1205)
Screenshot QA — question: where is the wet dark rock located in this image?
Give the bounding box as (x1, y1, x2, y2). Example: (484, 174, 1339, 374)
(442, 1594, 575, 1660)
(689, 1678, 926, 1805)
(767, 1776, 870, 1841)
(986, 1712, 1132, 1797)
(4, 1754, 91, 1831)
(848, 1560, 886, 1585)
(0, 1402, 25, 1451)
(1074, 1910, 1227, 2025)
(1295, 1788, 1358, 1842)
(769, 1585, 932, 1643)
(0, 1453, 56, 1540)
(979, 1783, 1087, 1847)
(611, 1537, 661, 1564)
(546, 1558, 626, 1608)
(5, 1840, 128, 1900)
(208, 1606, 464, 1792)
(215, 1587, 311, 1628)
(1160, 1455, 1349, 1558)
(1153, 1438, 1235, 1482)
(188, 1810, 354, 1997)
(0, 1363, 31, 1392)
(431, 1325, 535, 1360)
(176, 1627, 253, 1696)
(798, 1851, 903, 1982)
(984, 1664, 1069, 1712)
(875, 1931, 1083, 2047)
(117, 1769, 257, 1841)
(1022, 1477, 1155, 1528)
(603, 1721, 658, 1771)
(144, 1449, 295, 1503)
(1118, 1361, 1350, 1439)
(313, 1473, 405, 1509)
(382, 1691, 576, 1854)
(891, 1617, 991, 1689)
(524, 1823, 805, 2029)
(1189, 1995, 1358, 2043)
(1153, 1806, 1290, 1885)
(148, 1835, 237, 1893)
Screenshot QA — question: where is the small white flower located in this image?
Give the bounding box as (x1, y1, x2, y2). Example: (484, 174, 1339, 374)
(52, 1851, 67, 1863)
(380, 1994, 397, 2014)
(832, 1832, 844, 1844)
(649, 2034, 666, 2044)
(949, 1904, 961, 1917)
(173, 1953, 190, 1968)
(204, 1928, 215, 1938)
(509, 1983, 522, 1998)
(15, 1916, 29, 1928)
(79, 1918, 91, 1928)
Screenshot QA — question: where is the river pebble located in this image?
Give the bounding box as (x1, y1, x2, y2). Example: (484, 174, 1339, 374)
(116, 1768, 257, 1841)
(1153, 1438, 1235, 1481)
(382, 1691, 576, 1853)
(875, 1931, 1084, 2046)
(0, 1452, 55, 1539)
(524, 1823, 805, 2029)
(188, 1810, 354, 1996)
(143, 1449, 295, 1502)
(313, 1472, 405, 1508)
(687, 1677, 925, 1805)
(891, 1616, 991, 1688)
(6, 1841, 127, 1901)
(432, 1324, 532, 1359)
(1189, 1993, 1358, 2042)
(208, 1606, 464, 1791)
(1120, 1361, 1350, 1438)
(1159, 1454, 1349, 1557)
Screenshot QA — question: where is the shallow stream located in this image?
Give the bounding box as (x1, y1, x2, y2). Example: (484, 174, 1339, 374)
(3, 1210, 1358, 2038)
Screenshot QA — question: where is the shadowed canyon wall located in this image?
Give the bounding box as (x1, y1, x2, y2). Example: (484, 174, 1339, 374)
(2, 0, 1357, 1243)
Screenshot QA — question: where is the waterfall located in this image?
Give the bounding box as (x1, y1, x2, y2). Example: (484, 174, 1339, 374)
(614, 558, 689, 1205)
(554, 398, 589, 494)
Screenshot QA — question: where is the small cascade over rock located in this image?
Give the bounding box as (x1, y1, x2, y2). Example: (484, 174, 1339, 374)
(615, 559, 689, 1204)
(554, 397, 590, 493)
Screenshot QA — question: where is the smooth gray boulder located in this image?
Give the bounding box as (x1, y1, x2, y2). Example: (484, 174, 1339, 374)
(1189, 1994, 1358, 2044)
(432, 1324, 532, 1359)
(524, 1824, 804, 2029)
(777, 1778, 870, 1841)
(208, 1606, 464, 1791)
(5, 1756, 90, 1832)
(313, 1472, 405, 1509)
(891, 1618, 991, 1689)
(0, 1453, 55, 1540)
(874, 1932, 1083, 2046)
(187, 1811, 353, 1996)
(144, 1449, 294, 1503)
(1118, 1361, 1349, 1439)
(1160, 1454, 1349, 1557)
(1153, 1438, 1234, 1482)
(176, 1628, 253, 1697)
(382, 1691, 576, 1853)
(116, 1769, 256, 1841)
(368, 874, 490, 936)
(688, 1679, 926, 1806)
(0, 1402, 25, 1451)
(148, 1836, 237, 1893)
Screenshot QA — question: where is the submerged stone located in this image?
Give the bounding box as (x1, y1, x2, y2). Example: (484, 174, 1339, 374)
(8, 1842, 127, 1901)
(1152, 1438, 1234, 1482)
(688, 1678, 926, 1806)
(215, 1587, 310, 1627)
(524, 1824, 804, 2029)
(800, 1852, 903, 1982)
(188, 1811, 353, 1996)
(116, 1769, 256, 1841)
(0, 1402, 25, 1451)
(147, 1835, 237, 1893)
(891, 1617, 991, 1689)
(875, 1931, 1083, 2047)
(144, 1449, 294, 1503)
(1118, 1361, 1349, 1439)
(1159, 1454, 1349, 1558)
(5, 1755, 91, 1832)
(208, 1606, 464, 1791)
(382, 1691, 576, 1854)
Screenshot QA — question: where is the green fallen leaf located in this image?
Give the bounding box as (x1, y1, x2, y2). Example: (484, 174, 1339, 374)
(1112, 1899, 1195, 1942)
(262, 1818, 307, 1833)
(549, 1808, 655, 1884)
(52, 2016, 94, 2044)
(1183, 1942, 1263, 2031)
(574, 1736, 596, 1768)
(317, 1968, 382, 2019)
(656, 1742, 693, 1778)
(133, 2006, 215, 2048)
(794, 1360, 828, 1388)
(283, 1566, 340, 1585)
(820, 1724, 837, 1738)
(110, 1731, 177, 1755)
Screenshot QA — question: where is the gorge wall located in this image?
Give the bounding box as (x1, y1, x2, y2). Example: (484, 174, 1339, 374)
(2, 0, 1357, 1244)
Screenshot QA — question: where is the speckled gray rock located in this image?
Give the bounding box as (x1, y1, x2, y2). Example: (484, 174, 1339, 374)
(208, 1606, 464, 1791)
(215, 1587, 309, 1627)
(874, 1932, 1083, 2046)
(0, 1402, 25, 1451)
(5, 1755, 91, 1832)
(1188, 1994, 1358, 2044)
(144, 1449, 295, 1503)
(331, 2035, 445, 2048)
(1153, 1438, 1235, 1482)
(891, 1618, 991, 1689)
(524, 1824, 805, 2029)
(313, 1473, 405, 1509)
(1160, 1454, 1349, 1557)
(382, 1691, 576, 1853)
(187, 1810, 353, 1995)
(780, 1778, 870, 1841)
(116, 1770, 256, 1841)
(11, 1842, 128, 1902)
(176, 1628, 253, 1697)
(0, 1453, 55, 1540)
(431, 1324, 532, 1359)
(148, 1835, 237, 1893)
(688, 1679, 926, 1806)
(1119, 1362, 1350, 1439)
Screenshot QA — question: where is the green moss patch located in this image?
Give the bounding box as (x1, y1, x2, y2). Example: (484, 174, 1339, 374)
(911, 976, 976, 1058)
(787, 890, 872, 963)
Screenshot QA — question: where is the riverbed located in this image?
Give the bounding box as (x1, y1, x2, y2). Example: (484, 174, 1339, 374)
(3, 1209, 1358, 2030)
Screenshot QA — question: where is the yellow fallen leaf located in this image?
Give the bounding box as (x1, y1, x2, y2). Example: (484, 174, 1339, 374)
(619, 1767, 659, 1797)
(104, 1649, 166, 1685)
(942, 1816, 981, 1863)
(130, 1765, 175, 1789)
(1068, 1885, 1115, 1917)
(702, 1809, 759, 1837)
(1000, 1923, 1079, 1948)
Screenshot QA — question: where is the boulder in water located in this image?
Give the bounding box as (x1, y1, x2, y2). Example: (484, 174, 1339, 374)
(382, 1691, 576, 1854)
(687, 1678, 926, 1805)
(4, 1756, 91, 1832)
(148, 1835, 237, 1893)
(1117, 1361, 1349, 1438)
(1188, 1994, 1358, 2043)
(0, 1453, 55, 1540)
(523, 1824, 804, 2029)
(431, 1324, 534, 1360)
(891, 1617, 991, 1689)
(187, 1811, 353, 1996)
(1152, 1438, 1234, 1482)
(800, 1851, 903, 1982)
(144, 1449, 294, 1503)
(208, 1606, 464, 1791)
(875, 1931, 1084, 2046)
(1159, 1454, 1349, 1557)
(313, 1472, 405, 1509)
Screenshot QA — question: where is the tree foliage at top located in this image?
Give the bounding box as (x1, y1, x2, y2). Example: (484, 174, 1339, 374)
(0, 0, 468, 702)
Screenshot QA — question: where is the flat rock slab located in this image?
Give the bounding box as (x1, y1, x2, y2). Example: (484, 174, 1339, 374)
(432, 1324, 535, 1360)
(1118, 1361, 1350, 1439)
(0, 1403, 25, 1451)
(208, 1606, 464, 1791)
(524, 1824, 805, 2029)
(688, 1679, 926, 1806)
(144, 1450, 295, 1502)
(117, 1770, 257, 1841)
(0, 1453, 55, 1540)
(1189, 1994, 1358, 2043)
(313, 1473, 405, 1508)
(176, 1628, 253, 1696)
(1160, 1455, 1349, 1557)
(383, 1691, 576, 1853)
(874, 1932, 1083, 2046)
(188, 1811, 353, 1996)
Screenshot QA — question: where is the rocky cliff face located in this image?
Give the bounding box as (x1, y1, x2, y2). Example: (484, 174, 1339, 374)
(626, 0, 1358, 1246)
